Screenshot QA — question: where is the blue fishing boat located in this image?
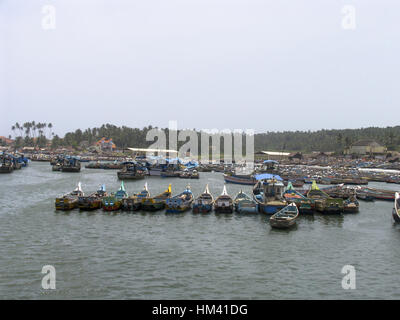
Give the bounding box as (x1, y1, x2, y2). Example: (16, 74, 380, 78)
(252, 174, 287, 215)
(166, 185, 193, 213)
(193, 184, 214, 213)
(103, 181, 128, 211)
(234, 190, 258, 213)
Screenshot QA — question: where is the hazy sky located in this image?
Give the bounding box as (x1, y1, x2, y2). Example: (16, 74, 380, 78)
(1, 0, 399, 136)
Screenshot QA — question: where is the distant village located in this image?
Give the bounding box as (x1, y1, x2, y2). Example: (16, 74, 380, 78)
(1, 133, 399, 169)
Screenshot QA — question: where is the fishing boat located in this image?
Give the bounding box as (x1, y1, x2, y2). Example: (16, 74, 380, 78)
(0, 156, 14, 173)
(343, 192, 359, 213)
(166, 185, 193, 213)
(117, 162, 146, 180)
(55, 182, 84, 210)
(307, 181, 343, 214)
(269, 203, 299, 229)
(161, 170, 181, 178)
(102, 182, 128, 211)
(393, 193, 400, 223)
(60, 156, 81, 172)
(141, 184, 172, 211)
(356, 186, 395, 201)
(78, 185, 107, 210)
(122, 183, 151, 211)
(214, 185, 234, 213)
(356, 189, 374, 202)
(223, 173, 257, 185)
(253, 176, 287, 215)
(283, 182, 314, 214)
(179, 169, 199, 179)
(233, 190, 257, 213)
(192, 184, 214, 213)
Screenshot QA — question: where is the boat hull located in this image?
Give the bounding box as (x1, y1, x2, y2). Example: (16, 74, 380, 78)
(117, 172, 145, 180)
(61, 167, 81, 172)
(269, 218, 296, 229)
(55, 198, 78, 210)
(237, 206, 258, 214)
(393, 208, 400, 223)
(214, 205, 234, 213)
(166, 206, 191, 213)
(258, 203, 286, 215)
(141, 202, 165, 211)
(224, 174, 257, 185)
(192, 204, 213, 213)
(0, 166, 13, 173)
(121, 198, 141, 211)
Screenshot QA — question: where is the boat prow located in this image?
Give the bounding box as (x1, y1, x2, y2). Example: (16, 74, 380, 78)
(393, 192, 400, 223)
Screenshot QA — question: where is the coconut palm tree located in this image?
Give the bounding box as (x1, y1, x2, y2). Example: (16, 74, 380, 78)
(48, 123, 53, 139)
(11, 125, 16, 138)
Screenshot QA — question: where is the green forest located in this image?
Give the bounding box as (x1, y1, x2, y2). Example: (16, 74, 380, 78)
(8, 122, 400, 153)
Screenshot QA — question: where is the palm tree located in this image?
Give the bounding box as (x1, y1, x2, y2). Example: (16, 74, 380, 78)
(11, 125, 16, 138)
(48, 123, 53, 139)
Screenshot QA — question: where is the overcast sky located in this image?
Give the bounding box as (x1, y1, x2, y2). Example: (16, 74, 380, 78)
(1, 0, 399, 136)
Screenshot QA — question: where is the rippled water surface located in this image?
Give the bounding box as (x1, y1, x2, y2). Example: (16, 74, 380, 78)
(1, 162, 400, 299)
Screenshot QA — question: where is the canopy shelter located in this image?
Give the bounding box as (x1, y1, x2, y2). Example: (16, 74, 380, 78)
(263, 160, 279, 164)
(254, 173, 283, 181)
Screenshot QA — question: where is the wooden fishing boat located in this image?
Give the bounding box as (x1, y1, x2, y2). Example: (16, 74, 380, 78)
(122, 183, 151, 211)
(253, 178, 287, 215)
(55, 182, 84, 210)
(307, 181, 343, 214)
(117, 162, 146, 180)
(392, 193, 400, 223)
(166, 185, 193, 213)
(0, 154, 14, 173)
(193, 184, 214, 213)
(102, 182, 128, 211)
(190, 169, 199, 179)
(356, 186, 395, 201)
(161, 170, 181, 178)
(0, 163, 13, 173)
(234, 190, 257, 213)
(343, 192, 359, 213)
(214, 185, 234, 213)
(283, 182, 314, 214)
(78, 185, 107, 210)
(223, 173, 257, 185)
(141, 184, 172, 211)
(179, 169, 199, 179)
(269, 203, 299, 229)
(61, 157, 81, 172)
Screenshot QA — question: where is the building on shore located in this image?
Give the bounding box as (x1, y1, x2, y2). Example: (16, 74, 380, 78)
(95, 138, 116, 152)
(345, 140, 387, 156)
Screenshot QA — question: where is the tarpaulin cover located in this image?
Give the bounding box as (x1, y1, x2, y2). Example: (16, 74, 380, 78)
(254, 173, 283, 181)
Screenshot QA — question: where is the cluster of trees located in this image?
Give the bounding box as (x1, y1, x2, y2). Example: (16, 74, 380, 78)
(9, 123, 400, 153)
(11, 122, 53, 148)
(255, 127, 400, 152)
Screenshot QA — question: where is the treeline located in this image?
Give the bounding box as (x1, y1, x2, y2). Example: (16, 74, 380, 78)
(255, 127, 400, 152)
(11, 121, 54, 148)
(9, 123, 400, 152)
